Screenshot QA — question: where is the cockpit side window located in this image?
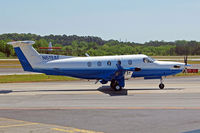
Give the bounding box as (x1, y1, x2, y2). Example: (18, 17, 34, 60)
(143, 58, 148, 63)
(143, 57, 154, 63)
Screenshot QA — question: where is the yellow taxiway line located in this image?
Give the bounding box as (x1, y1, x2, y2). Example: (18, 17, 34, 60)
(0, 117, 103, 133)
(0, 123, 38, 128)
(52, 128, 103, 133)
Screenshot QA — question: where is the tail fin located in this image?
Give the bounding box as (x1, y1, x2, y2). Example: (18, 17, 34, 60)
(8, 41, 41, 72)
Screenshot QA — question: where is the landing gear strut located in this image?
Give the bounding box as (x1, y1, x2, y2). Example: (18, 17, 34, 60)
(110, 79, 122, 91)
(159, 78, 165, 89)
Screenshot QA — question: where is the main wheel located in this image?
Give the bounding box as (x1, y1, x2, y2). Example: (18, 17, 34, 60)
(113, 84, 122, 91)
(110, 80, 122, 91)
(159, 83, 165, 89)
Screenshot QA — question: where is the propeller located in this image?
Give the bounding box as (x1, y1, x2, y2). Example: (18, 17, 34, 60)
(183, 55, 188, 73)
(184, 55, 188, 66)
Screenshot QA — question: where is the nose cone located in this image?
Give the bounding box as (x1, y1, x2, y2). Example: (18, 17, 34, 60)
(173, 62, 185, 69)
(176, 62, 192, 68)
(154, 61, 191, 76)
(168, 62, 192, 70)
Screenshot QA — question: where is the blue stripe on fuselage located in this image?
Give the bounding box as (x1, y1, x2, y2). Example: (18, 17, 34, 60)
(33, 68, 182, 80)
(34, 68, 116, 80)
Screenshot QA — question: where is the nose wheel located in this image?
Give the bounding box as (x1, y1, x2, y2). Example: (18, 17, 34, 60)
(159, 83, 165, 89)
(159, 78, 165, 89)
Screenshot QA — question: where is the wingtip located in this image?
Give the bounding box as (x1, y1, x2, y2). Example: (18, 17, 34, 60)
(7, 41, 35, 47)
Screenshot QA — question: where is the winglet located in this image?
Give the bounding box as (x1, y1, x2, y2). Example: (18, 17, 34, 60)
(7, 41, 35, 47)
(85, 53, 90, 57)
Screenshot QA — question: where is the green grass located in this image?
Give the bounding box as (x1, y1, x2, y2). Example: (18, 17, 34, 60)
(1, 56, 200, 59)
(0, 56, 18, 59)
(155, 60, 200, 64)
(0, 74, 78, 83)
(152, 56, 200, 59)
(0, 72, 199, 83)
(175, 72, 200, 77)
(181, 61, 200, 64)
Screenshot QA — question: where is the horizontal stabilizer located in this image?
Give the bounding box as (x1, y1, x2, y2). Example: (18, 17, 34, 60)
(7, 41, 40, 72)
(7, 41, 35, 47)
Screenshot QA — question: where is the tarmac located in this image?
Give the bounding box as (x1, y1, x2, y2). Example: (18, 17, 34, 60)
(0, 77, 200, 133)
(0, 68, 38, 75)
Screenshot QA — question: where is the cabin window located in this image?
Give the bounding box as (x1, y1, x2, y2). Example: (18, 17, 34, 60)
(128, 60, 132, 65)
(107, 61, 111, 66)
(97, 61, 102, 66)
(87, 62, 92, 67)
(117, 60, 121, 65)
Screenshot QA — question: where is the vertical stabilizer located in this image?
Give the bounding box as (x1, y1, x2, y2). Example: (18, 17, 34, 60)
(8, 41, 41, 72)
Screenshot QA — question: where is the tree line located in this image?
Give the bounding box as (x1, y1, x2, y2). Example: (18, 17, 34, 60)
(0, 33, 200, 57)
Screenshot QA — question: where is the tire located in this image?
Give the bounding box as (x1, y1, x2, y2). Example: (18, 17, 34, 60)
(159, 83, 165, 89)
(114, 84, 122, 91)
(110, 80, 122, 91)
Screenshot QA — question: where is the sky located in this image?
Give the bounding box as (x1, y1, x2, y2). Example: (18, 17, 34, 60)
(0, 0, 200, 43)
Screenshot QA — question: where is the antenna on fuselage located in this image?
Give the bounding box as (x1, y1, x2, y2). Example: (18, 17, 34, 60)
(85, 53, 90, 57)
(184, 56, 188, 66)
(183, 55, 188, 73)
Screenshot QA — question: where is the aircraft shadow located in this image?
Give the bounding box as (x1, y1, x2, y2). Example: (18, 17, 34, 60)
(0, 87, 184, 96)
(1, 86, 129, 96)
(98, 86, 184, 96)
(97, 86, 128, 96)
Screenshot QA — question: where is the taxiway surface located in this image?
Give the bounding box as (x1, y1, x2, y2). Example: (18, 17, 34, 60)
(0, 68, 39, 75)
(0, 77, 200, 133)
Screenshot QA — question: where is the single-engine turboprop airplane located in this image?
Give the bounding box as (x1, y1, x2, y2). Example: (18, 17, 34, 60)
(8, 41, 190, 91)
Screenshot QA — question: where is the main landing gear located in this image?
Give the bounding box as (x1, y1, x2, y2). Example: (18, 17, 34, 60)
(159, 78, 165, 89)
(110, 79, 122, 91)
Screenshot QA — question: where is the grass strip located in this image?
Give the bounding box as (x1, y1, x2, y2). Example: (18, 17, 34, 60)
(0, 74, 78, 83)
(155, 60, 200, 64)
(0, 72, 199, 83)
(175, 72, 200, 77)
(153, 56, 200, 59)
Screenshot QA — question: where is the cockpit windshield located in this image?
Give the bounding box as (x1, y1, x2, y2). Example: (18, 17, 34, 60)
(143, 57, 155, 63)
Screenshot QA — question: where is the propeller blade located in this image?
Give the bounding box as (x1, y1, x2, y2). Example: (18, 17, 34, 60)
(183, 55, 188, 73)
(185, 56, 188, 65)
(184, 56, 188, 65)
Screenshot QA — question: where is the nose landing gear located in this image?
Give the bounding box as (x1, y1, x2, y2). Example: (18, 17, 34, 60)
(159, 78, 165, 89)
